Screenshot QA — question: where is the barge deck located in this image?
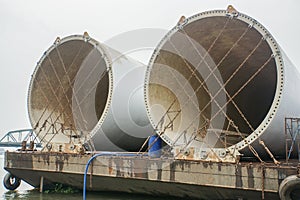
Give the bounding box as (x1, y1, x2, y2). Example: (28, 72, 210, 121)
(4, 151, 300, 199)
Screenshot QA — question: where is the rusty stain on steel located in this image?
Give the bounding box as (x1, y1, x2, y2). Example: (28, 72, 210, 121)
(55, 159, 64, 171)
(114, 159, 123, 177)
(40, 153, 50, 165)
(173, 160, 192, 173)
(170, 162, 175, 181)
(54, 153, 70, 172)
(156, 161, 162, 180)
(55, 156, 64, 171)
(129, 159, 134, 178)
(133, 159, 148, 179)
(9, 153, 33, 169)
(108, 159, 113, 175)
(178, 160, 185, 171)
(247, 164, 254, 188)
(277, 168, 289, 187)
(235, 164, 243, 188)
(108, 167, 113, 175)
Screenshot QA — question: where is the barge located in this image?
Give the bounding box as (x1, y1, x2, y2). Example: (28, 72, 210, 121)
(3, 151, 300, 199)
(3, 5, 300, 200)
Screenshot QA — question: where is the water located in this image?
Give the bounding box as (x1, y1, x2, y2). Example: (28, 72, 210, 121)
(0, 155, 175, 200)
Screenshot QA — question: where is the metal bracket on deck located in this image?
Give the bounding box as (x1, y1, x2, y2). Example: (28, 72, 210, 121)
(42, 142, 85, 154)
(173, 147, 241, 163)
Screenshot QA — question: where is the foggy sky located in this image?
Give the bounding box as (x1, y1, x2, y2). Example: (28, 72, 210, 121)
(0, 0, 299, 137)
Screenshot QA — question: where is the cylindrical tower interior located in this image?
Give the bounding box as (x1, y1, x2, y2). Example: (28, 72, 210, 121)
(145, 8, 283, 153)
(28, 35, 111, 146)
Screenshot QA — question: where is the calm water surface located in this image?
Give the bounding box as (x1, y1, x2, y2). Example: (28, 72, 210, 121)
(0, 155, 176, 200)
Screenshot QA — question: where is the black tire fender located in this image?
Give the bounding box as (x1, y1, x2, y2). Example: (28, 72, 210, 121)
(3, 173, 21, 191)
(279, 175, 300, 200)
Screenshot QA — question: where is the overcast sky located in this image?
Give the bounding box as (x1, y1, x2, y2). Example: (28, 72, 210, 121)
(0, 0, 299, 137)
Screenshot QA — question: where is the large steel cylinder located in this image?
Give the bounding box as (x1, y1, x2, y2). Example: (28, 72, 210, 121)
(28, 34, 153, 152)
(144, 6, 300, 160)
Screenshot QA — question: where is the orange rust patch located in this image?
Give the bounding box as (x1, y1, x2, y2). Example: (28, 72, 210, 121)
(108, 166, 113, 175)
